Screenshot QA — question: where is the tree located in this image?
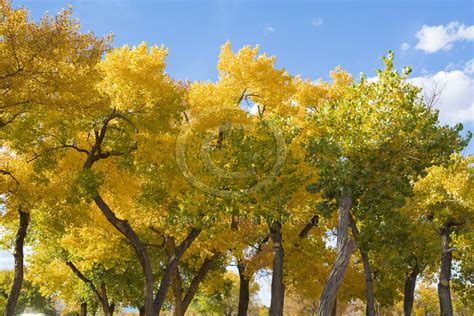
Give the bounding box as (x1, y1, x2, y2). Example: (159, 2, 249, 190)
(1, 2, 473, 313)
(28, 200, 144, 315)
(192, 271, 260, 316)
(406, 155, 473, 315)
(0, 270, 56, 315)
(0, 2, 108, 314)
(305, 52, 467, 315)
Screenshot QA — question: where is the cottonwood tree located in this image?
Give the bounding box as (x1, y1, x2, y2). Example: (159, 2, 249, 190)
(305, 52, 467, 315)
(1, 2, 472, 314)
(0, 2, 108, 314)
(405, 155, 473, 315)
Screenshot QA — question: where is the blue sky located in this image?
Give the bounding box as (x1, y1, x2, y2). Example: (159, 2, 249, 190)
(13, 0, 472, 149)
(2, 0, 474, 307)
(13, 0, 472, 80)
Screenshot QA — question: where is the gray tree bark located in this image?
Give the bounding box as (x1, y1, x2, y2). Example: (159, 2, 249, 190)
(269, 221, 284, 316)
(165, 236, 218, 316)
(348, 214, 375, 316)
(438, 225, 453, 316)
(153, 229, 201, 313)
(79, 110, 154, 315)
(181, 253, 219, 313)
(318, 192, 355, 316)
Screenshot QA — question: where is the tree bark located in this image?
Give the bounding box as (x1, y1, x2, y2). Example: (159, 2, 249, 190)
(93, 195, 155, 316)
(269, 221, 284, 316)
(181, 253, 219, 313)
(153, 229, 201, 313)
(403, 264, 420, 316)
(80, 302, 88, 316)
(299, 215, 319, 239)
(165, 236, 218, 316)
(166, 238, 184, 316)
(438, 225, 453, 316)
(318, 192, 355, 316)
(170, 270, 184, 316)
(4, 209, 30, 316)
(66, 261, 114, 316)
(94, 194, 200, 316)
(80, 114, 151, 314)
(348, 214, 375, 316)
(237, 261, 250, 316)
(100, 282, 114, 316)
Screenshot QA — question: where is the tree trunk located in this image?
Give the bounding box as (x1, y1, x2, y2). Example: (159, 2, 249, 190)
(100, 282, 114, 316)
(153, 229, 201, 313)
(438, 225, 453, 316)
(237, 261, 250, 316)
(93, 195, 155, 316)
(181, 253, 219, 314)
(66, 261, 113, 316)
(4, 209, 30, 316)
(404, 264, 420, 316)
(318, 192, 355, 316)
(164, 236, 218, 316)
(269, 221, 284, 316)
(108, 302, 115, 316)
(331, 299, 337, 316)
(171, 272, 184, 316)
(80, 112, 153, 314)
(80, 302, 88, 316)
(348, 214, 375, 316)
(139, 306, 145, 316)
(360, 250, 375, 316)
(166, 238, 184, 316)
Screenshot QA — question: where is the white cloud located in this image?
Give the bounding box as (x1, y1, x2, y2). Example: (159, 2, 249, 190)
(264, 26, 274, 36)
(464, 59, 474, 75)
(409, 64, 474, 124)
(415, 21, 474, 53)
(312, 18, 323, 27)
(249, 103, 259, 115)
(401, 42, 410, 51)
(367, 61, 473, 125)
(242, 101, 259, 115)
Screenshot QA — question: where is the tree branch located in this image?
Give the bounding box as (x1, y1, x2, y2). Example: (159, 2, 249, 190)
(0, 170, 20, 185)
(65, 261, 104, 304)
(182, 252, 220, 311)
(0, 111, 25, 128)
(153, 228, 201, 311)
(299, 215, 319, 238)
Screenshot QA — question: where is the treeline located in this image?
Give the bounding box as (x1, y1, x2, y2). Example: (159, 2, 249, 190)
(0, 1, 473, 316)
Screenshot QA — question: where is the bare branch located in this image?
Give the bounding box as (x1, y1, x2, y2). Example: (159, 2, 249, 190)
(237, 88, 248, 104)
(299, 215, 319, 238)
(0, 67, 23, 80)
(27, 142, 89, 163)
(65, 261, 104, 303)
(57, 141, 90, 155)
(0, 111, 25, 128)
(98, 142, 138, 160)
(424, 78, 446, 109)
(0, 170, 20, 185)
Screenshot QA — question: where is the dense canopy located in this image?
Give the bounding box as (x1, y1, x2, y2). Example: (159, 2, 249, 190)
(0, 1, 472, 316)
